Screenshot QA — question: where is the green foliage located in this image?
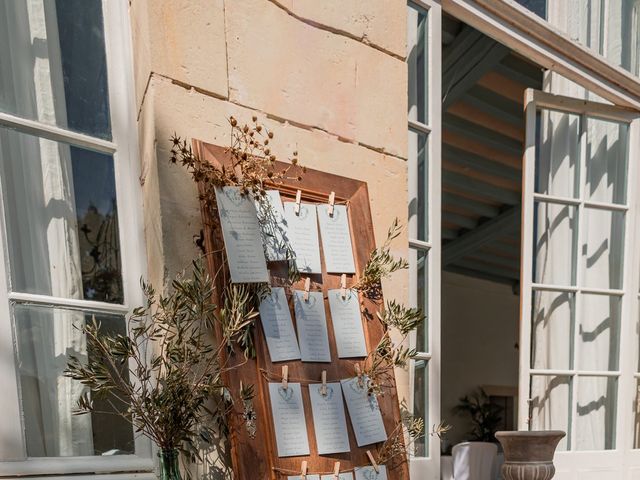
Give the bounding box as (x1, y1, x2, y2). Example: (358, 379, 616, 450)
(65, 259, 258, 456)
(355, 218, 408, 298)
(454, 388, 503, 442)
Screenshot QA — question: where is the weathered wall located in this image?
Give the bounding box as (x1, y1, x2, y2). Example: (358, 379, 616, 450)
(130, 0, 408, 474)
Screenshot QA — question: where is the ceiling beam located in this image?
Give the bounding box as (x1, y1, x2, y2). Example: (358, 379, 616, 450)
(443, 206, 521, 266)
(443, 170, 521, 205)
(443, 192, 500, 218)
(443, 27, 510, 110)
(443, 144, 521, 181)
(443, 114, 523, 156)
(445, 264, 517, 285)
(463, 86, 523, 127)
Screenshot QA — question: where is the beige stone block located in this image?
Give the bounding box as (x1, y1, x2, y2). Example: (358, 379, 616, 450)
(129, 0, 228, 111)
(225, 0, 407, 158)
(279, 0, 407, 58)
(144, 76, 408, 299)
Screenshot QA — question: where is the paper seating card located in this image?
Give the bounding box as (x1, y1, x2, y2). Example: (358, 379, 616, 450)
(321, 473, 354, 480)
(340, 377, 387, 447)
(288, 476, 320, 480)
(308, 382, 351, 454)
(317, 204, 356, 273)
(293, 290, 332, 362)
(258, 287, 301, 362)
(255, 190, 290, 261)
(354, 466, 388, 480)
(268, 382, 310, 457)
(284, 202, 322, 274)
(215, 186, 269, 283)
(328, 289, 367, 358)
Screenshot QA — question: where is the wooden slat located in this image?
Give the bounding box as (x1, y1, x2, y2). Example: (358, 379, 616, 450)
(464, 86, 523, 127)
(443, 130, 522, 169)
(443, 206, 521, 266)
(443, 187, 502, 210)
(443, 170, 521, 205)
(443, 191, 501, 218)
(447, 101, 523, 141)
(477, 71, 527, 103)
(443, 113, 523, 156)
(443, 144, 521, 181)
(443, 160, 520, 192)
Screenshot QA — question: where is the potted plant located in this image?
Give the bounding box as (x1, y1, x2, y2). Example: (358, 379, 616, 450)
(65, 260, 260, 479)
(453, 388, 503, 443)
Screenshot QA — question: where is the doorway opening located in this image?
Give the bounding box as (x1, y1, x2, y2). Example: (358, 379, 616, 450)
(439, 12, 543, 453)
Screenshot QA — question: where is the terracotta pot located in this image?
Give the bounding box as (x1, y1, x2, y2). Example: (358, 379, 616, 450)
(495, 431, 565, 480)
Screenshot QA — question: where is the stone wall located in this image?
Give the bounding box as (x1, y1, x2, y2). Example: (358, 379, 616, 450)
(130, 1, 409, 474)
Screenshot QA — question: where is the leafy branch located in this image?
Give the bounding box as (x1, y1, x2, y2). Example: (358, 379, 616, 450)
(354, 218, 408, 298)
(65, 259, 258, 457)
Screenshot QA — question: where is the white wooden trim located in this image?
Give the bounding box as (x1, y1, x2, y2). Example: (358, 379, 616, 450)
(0, 111, 117, 154)
(520, 88, 640, 465)
(409, 239, 432, 250)
(529, 90, 639, 121)
(0, 456, 154, 477)
(533, 193, 630, 212)
(442, 0, 640, 109)
(409, 119, 432, 135)
(8, 292, 130, 314)
(0, 0, 152, 471)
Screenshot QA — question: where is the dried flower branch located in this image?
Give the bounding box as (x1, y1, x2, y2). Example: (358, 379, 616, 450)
(170, 116, 304, 211)
(376, 409, 425, 465)
(354, 218, 408, 298)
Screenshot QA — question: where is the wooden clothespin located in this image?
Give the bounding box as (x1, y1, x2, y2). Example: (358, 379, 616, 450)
(294, 189, 302, 215)
(300, 460, 308, 480)
(281, 365, 289, 390)
(340, 274, 347, 299)
(355, 362, 364, 388)
(328, 191, 336, 217)
(333, 461, 341, 480)
(303, 277, 311, 302)
(320, 370, 328, 397)
(366, 450, 380, 473)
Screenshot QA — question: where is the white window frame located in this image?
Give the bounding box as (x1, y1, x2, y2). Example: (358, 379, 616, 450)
(407, 1, 442, 479)
(0, 1, 152, 477)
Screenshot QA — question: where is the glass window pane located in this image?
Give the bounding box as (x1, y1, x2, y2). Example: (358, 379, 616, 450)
(575, 376, 617, 451)
(408, 130, 429, 243)
(533, 201, 578, 286)
(581, 208, 625, 290)
(577, 295, 621, 372)
(634, 380, 640, 449)
(13, 304, 134, 456)
(0, 127, 124, 303)
(531, 290, 575, 371)
(585, 118, 628, 205)
(530, 375, 571, 451)
(407, 5, 428, 125)
(416, 249, 428, 353)
(413, 358, 428, 457)
(535, 110, 580, 199)
(0, 0, 111, 139)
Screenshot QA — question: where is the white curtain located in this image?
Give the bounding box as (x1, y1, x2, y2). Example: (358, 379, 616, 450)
(530, 0, 632, 451)
(0, 0, 92, 456)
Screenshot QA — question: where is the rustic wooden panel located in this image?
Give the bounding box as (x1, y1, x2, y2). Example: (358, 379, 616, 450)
(192, 141, 408, 480)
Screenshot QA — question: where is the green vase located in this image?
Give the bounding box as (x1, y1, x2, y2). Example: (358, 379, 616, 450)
(158, 449, 182, 480)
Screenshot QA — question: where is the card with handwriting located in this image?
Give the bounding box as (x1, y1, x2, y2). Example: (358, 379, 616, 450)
(288, 476, 320, 480)
(259, 287, 301, 362)
(317, 204, 356, 273)
(293, 290, 331, 362)
(320, 473, 353, 480)
(268, 382, 310, 457)
(328, 289, 367, 358)
(284, 202, 322, 274)
(256, 190, 290, 261)
(215, 186, 269, 283)
(309, 382, 350, 454)
(340, 377, 387, 447)
(355, 466, 388, 480)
